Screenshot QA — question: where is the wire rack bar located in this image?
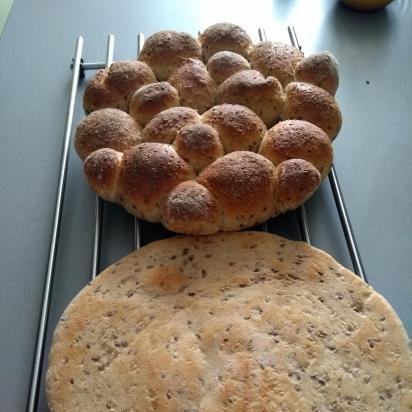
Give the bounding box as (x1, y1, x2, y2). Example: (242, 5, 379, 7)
(82, 61, 106, 70)
(26, 36, 84, 412)
(91, 35, 115, 280)
(328, 166, 367, 281)
(287, 25, 366, 281)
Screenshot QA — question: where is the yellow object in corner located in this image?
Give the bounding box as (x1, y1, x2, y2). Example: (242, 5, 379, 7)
(340, 0, 394, 11)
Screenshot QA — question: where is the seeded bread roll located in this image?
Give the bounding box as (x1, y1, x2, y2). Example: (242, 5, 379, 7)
(206, 51, 250, 84)
(74, 108, 142, 160)
(162, 181, 221, 234)
(201, 104, 267, 153)
(168, 58, 216, 114)
(249, 41, 304, 87)
(139, 30, 201, 80)
(129, 82, 180, 126)
(82, 69, 123, 114)
(83, 60, 156, 113)
(274, 158, 321, 213)
(84, 143, 196, 222)
(173, 123, 224, 172)
(259, 120, 333, 178)
(117, 143, 195, 222)
(142, 106, 201, 144)
(281, 82, 342, 140)
(295, 52, 340, 96)
(83, 148, 123, 202)
(47, 231, 412, 412)
(197, 151, 275, 230)
(199, 22, 253, 62)
(216, 70, 284, 127)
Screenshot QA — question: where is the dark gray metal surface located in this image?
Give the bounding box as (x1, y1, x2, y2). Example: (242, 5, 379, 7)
(0, 0, 411, 411)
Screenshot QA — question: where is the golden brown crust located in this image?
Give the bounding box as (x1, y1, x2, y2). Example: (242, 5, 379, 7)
(83, 148, 123, 202)
(258, 120, 333, 178)
(274, 158, 321, 213)
(139, 30, 201, 80)
(197, 152, 275, 230)
(201, 103, 267, 153)
(142, 106, 201, 144)
(206, 51, 251, 84)
(162, 180, 221, 234)
(129, 81, 180, 126)
(105, 60, 157, 107)
(199, 22, 253, 62)
(216, 70, 284, 127)
(295, 52, 339, 96)
(249, 41, 304, 87)
(82, 68, 123, 113)
(74, 108, 142, 160)
(168, 58, 216, 114)
(118, 143, 195, 222)
(281, 82, 342, 140)
(173, 123, 224, 172)
(83, 61, 156, 114)
(47, 232, 412, 412)
(77, 24, 345, 234)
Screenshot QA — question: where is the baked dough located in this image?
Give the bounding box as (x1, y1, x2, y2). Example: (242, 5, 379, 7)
(207, 51, 251, 84)
(294, 52, 339, 96)
(249, 41, 304, 87)
(77, 22, 343, 233)
(74, 108, 142, 160)
(198, 22, 253, 61)
(139, 30, 201, 80)
(46, 231, 412, 412)
(83, 60, 156, 113)
(83, 110, 325, 234)
(281, 82, 342, 140)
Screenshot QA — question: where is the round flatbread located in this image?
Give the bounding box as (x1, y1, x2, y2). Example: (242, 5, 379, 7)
(46, 232, 412, 411)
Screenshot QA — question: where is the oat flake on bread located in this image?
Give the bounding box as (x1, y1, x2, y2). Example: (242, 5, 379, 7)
(46, 232, 412, 411)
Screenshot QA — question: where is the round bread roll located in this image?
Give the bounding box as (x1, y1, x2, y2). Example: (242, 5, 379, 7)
(82, 69, 123, 114)
(199, 22, 253, 61)
(129, 81, 180, 126)
(216, 70, 284, 127)
(46, 231, 412, 412)
(274, 158, 321, 213)
(197, 151, 275, 231)
(162, 180, 221, 234)
(74, 108, 142, 160)
(139, 30, 201, 80)
(295, 52, 340, 96)
(201, 103, 267, 153)
(259, 120, 333, 178)
(207, 51, 251, 84)
(173, 123, 224, 172)
(117, 143, 195, 222)
(249, 41, 304, 87)
(281, 82, 342, 140)
(83, 61, 156, 114)
(142, 106, 201, 144)
(105, 60, 157, 109)
(168, 58, 216, 114)
(83, 148, 123, 202)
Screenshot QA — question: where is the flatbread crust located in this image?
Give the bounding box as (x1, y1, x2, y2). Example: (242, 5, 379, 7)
(46, 232, 412, 411)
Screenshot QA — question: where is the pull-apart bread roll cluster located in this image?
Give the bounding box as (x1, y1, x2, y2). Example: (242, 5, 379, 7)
(77, 22, 342, 234)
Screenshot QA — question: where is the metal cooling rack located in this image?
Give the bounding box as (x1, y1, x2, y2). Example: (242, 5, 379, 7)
(26, 26, 367, 412)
